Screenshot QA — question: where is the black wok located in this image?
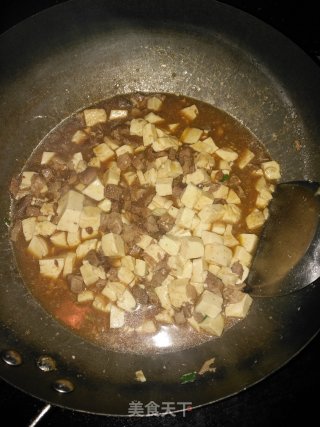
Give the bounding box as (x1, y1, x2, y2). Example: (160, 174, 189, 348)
(0, 0, 319, 417)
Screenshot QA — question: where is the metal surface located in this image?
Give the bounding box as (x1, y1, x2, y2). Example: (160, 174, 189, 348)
(0, 0, 319, 416)
(247, 181, 320, 296)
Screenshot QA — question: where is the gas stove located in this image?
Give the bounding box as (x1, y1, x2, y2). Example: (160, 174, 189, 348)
(1, 1, 319, 426)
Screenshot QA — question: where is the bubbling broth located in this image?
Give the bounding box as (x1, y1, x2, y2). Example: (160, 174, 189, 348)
(10, 93, 280, 353)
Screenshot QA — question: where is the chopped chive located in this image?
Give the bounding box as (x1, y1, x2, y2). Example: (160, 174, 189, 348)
(220, 174, 229, 182)
(180, 371, 197, 384)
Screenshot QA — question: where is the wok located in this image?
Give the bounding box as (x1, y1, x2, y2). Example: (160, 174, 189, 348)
(0, 0, 319, 417)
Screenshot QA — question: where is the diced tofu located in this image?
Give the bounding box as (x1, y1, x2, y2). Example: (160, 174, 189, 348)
(92, 295, 110, 313)
(185, 169, 210, 185)
(159, 234, 181, 256)
(195, 290, 223, 318)
(150, 195, 173, 210)
(191, 137, 218, 154)
(211, 222, 226, 234)
(188, 316, 201, 332)
(195, 153, 215, 170)
(144, 112, 164, 124)
(109, 305, 125, 328)
(56, 190, 85, 233)
(101, 233, 125, 257)
(144, 168, 158, 186)
(194, 191, 215, 210)
(80, 261, 106, 286)
(261, 161, 281, 180)
(156, 177, 173, 196)
(79, 206, 101, 229)
(201, 230, 224, 245)
(147, 96, 163, 111)
(180, 127, 203, 144)
(22, 217, 37, 241)
(200, 314, 224, 336)
(246, 210, 265, 230)
(142, 123, 158, 146)
(155, 310, 173, 324)
(135, 369, 147, 383)
(175, 207, 196, 229)
(117, 266, 135, 285)
(181, 104, 199, 121)
(238, 233, 258, 253)
(93, 143, 114, 162)
(63, 252, 76, 277)
(212, 184, 229, 200)
(135, 259, 148, 277)
(137, 170, 147, 185)
(233, 245, 252, 267)
(123, 171, 137, 186)
(75, 239, 98, 258)
(104, 136, 119, 150)
(256, 189, 273, 209)
(71, 130, 88, 145)
(109, 109, 128, 120)
(168, 206, 179, 218)
(204, 243, 232, 266)
(180, 237, 204, 259)
(136, 320, 157, 333)
(144, 243, 166, 262)
(20, 171, 36, 190)
(28, 236, 49, 258)
(217, 266, 238, 286)
(223, 204, 241, 224)
(130, 118, 148, 136)
(208, 264, 220, 276)
(50, 231, 68, 248)
(153, 135, 180, 152)
(157, 159, 183, 179)
(117, 289, 136, 312)
(191, 258, 208, 283)
(181, 184, 202, 209)
(98, 198, 112, 213)
(223, 225, 239, 247)
(226, 189, 241, 205)
(83, 108, 107, 127)
(82, 177, 105, 201)
(216, 148, 238, 162)
(103, 162, 121, 185)
(39, 258, 64, 279)
(35, 221, 57, 237)
(137, 234, 154, 250)
(67, 230, 81, 247)
(41, 152, 55, 165)
(225, 293, 253, 318)
(170, 225, 192, 237)
(168, 278, 193, 308)
(155, 284, 172, 310)
(77, 290, 95, 303)
(81, 227, 98, 240)
(238, 148, 255, 169)
(198, 204, 225, 223)
(115, 145, 134, 158)
(102, 282, 126, 301)
(168, 123, 179, 132)
(40, 202, 55, 216)
(121, 255, 136, 272)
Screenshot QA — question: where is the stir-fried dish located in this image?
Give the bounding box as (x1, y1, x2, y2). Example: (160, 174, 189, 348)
(9, 93, 281, 352)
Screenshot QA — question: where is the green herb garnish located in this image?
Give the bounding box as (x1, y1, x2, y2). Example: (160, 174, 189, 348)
(180, 371, 197, 384)
(220, 174, 229, 182)
(3, 217, 10, 227)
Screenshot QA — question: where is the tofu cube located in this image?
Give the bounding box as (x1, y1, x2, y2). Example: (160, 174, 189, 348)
(63, 252, 76, 277)
(261, 161, 281, 180)
(50, 231, 68, 248)
(117, 289, 136, 312)
(93, 143, 114, 162)
(71, 130, 88, 145)
(79, 206, 101, 230)
(152, 135, 179, 152)
(142, 123, 158, 146)
(20, 171, 36, 190)
(225, 293, 253, 318)
(144, 168, 158, 186)
(123, 171, 137, 186)
(181, 104, 199, 121)
(246, 210, 266, 230)
(180, 237, 204, 259)
(191, 137, 218, 154)
(155, 284, 171, 310)
(147, 96, 163, 111)
(103, 162, 121, 185)
(137, 234, 154, 250)
(109, 109, 128, 120)
(195, 290, 223, 318)
(180, 127, 203, 144)
(216, 148, 238, 162)
(41, 152, 55, 165)
(232, 245, 252, 267)
(28, 236, 49, 258)
(67, 230, 81, 247)
(201, 230, 224, 245)
(223, 204, 241, 224)
(35, 221, 57, 237)
(198, 204, 225, 223)
(238, 233, 258, 253)
(144, 243, 166, 262)
(181, 184, 202, 209)
(98, 198, 112, 213)
(102, 281, 126, 301)
(156, 177, 173, 196)
(75, 239, 98, 259)
(115, 144, 134, 157)
(155, 310, 173, 324)
(144, 112, 164, 124)
(109, 305, 125, 328)
(185, 169, 210, 186)
(80, 261, 105, 286)
(204, 243, 232, 266)
(200, 314, 224, 336)
(92, 295, 110, 313)
(191, 258, 208, 283)
(211, 222, 226, 235)
(195, 153, 215, 170)
(256, 189, 273, 209)
(22, 217, 37, 241)
(237, 148, 255, 169)
(121, 255, 136, 272)
(130, 118, 148, 136)
(168, 278, 193, 308)
(118, 266, 135, 285)
(135, 259, 148, 277)
(159, 234, 181, 256)
(83, 108, 107, 127)
(56, 190, 85, 233)
(101, 233, 125, 257)
(39, 258, 64, 279)
(194, 191, 215, 210)
(175, 207, 196, 229)
(226, 189, 241, 205)
(82, 177, 105, 201)
(77, 290, 95, 303)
